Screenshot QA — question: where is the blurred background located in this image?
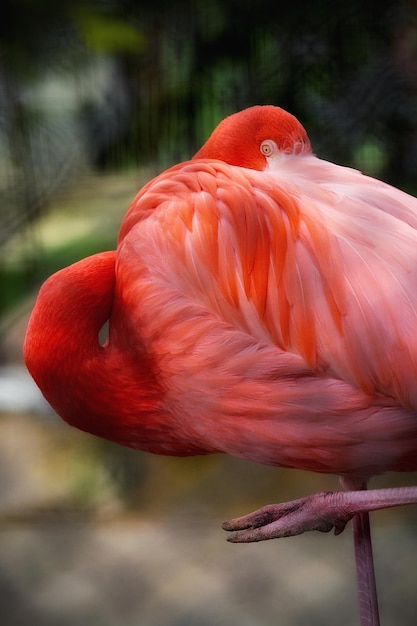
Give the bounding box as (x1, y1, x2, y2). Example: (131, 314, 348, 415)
(1, 0, 417, 624)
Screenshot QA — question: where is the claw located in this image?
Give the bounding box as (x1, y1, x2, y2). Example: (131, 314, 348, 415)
(222, 492, 352, 543)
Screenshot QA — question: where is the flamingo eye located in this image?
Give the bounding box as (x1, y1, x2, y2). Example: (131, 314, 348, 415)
(260, 140, 275, 156)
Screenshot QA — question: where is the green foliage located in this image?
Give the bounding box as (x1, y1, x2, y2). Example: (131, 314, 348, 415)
(72, 7, 146, 54)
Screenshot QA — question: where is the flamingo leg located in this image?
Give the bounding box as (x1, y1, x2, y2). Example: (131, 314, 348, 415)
(351, 511, 380, 626)
(223, 485, 417, 624)
(341, 479, 380, 626)
(222, 485, 417, 542)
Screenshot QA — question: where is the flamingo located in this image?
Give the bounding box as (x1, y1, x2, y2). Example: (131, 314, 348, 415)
(24, 105, 417, 625)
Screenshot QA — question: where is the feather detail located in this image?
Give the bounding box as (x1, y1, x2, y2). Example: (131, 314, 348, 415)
(119, 156, 417, 414)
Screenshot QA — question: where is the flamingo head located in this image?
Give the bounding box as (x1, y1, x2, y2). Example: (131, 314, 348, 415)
(193, 105, 312, 171)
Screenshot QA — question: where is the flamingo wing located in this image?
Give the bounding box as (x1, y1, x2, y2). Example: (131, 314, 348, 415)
(109, 157, 417, 475)
(267, 154, 417, 408)
(118, 157, 417, 410)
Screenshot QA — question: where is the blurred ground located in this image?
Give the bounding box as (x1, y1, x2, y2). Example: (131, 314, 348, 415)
(1, 406, 417, 626)
(1, 171, 417, 626)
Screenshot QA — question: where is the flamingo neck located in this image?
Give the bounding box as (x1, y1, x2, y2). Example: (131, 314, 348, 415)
(23, 252, 163, 447)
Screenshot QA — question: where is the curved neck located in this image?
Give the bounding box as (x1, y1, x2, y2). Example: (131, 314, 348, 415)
(24, 252, 164, 448)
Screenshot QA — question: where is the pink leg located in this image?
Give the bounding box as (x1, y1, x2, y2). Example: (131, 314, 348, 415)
(351, 511, 380, 626)
(341, 479, 380, 626)
(223, 485, 417, 624)
(222, 485, 417, 542)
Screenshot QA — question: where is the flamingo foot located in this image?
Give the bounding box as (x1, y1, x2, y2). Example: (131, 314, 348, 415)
(222, 491, 352, 543)
(222, 484, 417, 543)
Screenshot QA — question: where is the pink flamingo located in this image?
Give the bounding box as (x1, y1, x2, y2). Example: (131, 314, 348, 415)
(24, 106, 417, 625)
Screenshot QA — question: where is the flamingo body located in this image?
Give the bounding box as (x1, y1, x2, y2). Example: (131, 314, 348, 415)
(24, 106, 417, 483)
(24, 105, 417, 625)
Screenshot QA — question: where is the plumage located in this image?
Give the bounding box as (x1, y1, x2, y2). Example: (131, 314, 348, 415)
(24, 105, 417, 476)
